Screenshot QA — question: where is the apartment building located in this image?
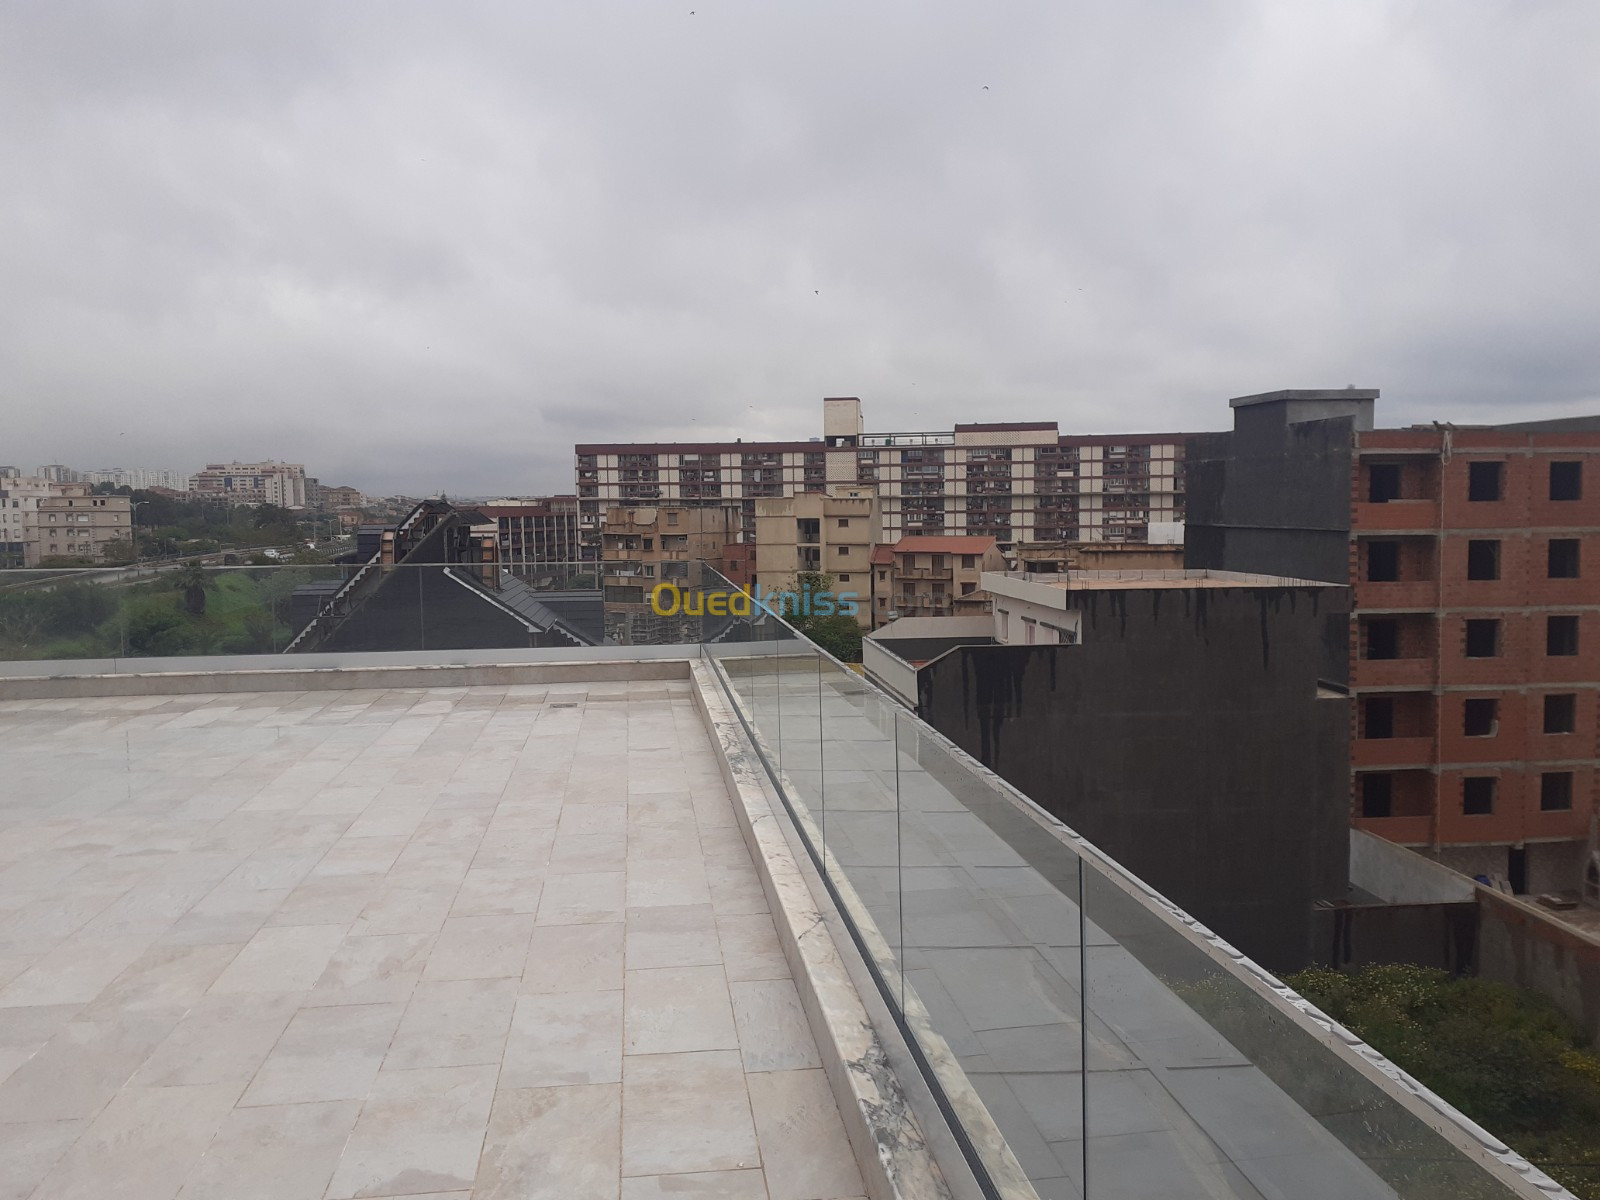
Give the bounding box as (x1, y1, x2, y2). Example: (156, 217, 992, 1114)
(318, 485, 366, 511)
(81, 467, 191, 491)
(599, 503, 743, 643)
(190, 460, 309, 508)
(33, 490, 133, 565)
(0, 479, 132, 566)
(870, 535, 1007, 621)
(753, 487, 880, 627)
(575, 396, 1191, 549)
(472, 496, 582, 568)
(1188, 390, 1600, 896)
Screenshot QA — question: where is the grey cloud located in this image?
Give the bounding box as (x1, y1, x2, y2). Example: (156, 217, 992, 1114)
(1, 1, 1597, 494)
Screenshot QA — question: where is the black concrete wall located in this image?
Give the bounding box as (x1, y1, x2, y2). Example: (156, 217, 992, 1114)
(1185, 405, 1355, 585)
(917, 584, 1350, 972)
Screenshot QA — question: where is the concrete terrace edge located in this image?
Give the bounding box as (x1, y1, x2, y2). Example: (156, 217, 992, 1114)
(688, 659, 957, 1200)
(0, 657, 689, 699)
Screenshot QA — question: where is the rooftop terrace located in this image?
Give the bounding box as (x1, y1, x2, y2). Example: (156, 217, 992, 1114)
(0, 561, 1576, 1200)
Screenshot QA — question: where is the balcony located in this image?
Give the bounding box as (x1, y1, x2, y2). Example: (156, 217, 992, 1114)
(0, 557, 1559, 1200)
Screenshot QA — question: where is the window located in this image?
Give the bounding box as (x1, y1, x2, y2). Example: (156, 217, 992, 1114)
(961, 554, 976, 569)
(667, 511, 678, 526)
(1547, 615, 1579, 656)
(837, 518, 849, 528)
(1025, 619, 1036, 645)
(1368, 463, 1401, 503)
(876, 569, 886, 581)
(1363, 697, 1394, 739)
(1366, 541, 1400, 582)
(1365, 619, 1399, 660)
(1544, 693, 1577, 734)
(837, 573, 850, 582)
(1463, 698, 1498, 737)
(1548, 539, 1580, 578)
(997, 608, 1008, 638)
(1465, 619, 1499, 658)
(931, 554, 945, 569)
(961, 582, 975, 596)
(1361, 774, 1393, 818)
(1462, 777, 1496, 815)
(837, 546, 850, 556)
(1468, 461, 1503, 502)
(1540, 772, 1574, 812)
(1550, 461, 1583, 501)
(1466, 540, 1499, 580)
(642, 538, 653, 550)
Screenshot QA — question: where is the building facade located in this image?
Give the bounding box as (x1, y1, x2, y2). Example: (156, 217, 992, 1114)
(81, 467, 191, 491)
(871, 535, 1007, 622)
(576, 397, 1191, 550)
(472, 496, 582, 568)
(190, 461, 309, 508)
(1187, 390, 1600, 897)
(32, 490, 133, 565)
(753, 487, 880, 627)
(599, 503, 743, 643)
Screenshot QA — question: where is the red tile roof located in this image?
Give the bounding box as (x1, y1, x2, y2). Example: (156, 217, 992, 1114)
(869, 545, 894, 565)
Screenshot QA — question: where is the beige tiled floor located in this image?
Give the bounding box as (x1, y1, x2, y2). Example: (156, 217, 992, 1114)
(0, 680, 866, 1200)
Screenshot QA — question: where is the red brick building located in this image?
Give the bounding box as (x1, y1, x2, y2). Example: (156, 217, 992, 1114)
(1351, 424, 1600, 891)
(1188, 393, 1600, 898)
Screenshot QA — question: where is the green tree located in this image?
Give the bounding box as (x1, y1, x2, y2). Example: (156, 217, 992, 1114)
(777, 571, 866, 662)
(170, 561, 215, 616)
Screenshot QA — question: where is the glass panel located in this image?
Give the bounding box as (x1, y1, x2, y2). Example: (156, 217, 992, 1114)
(1079, 857, 1522, 1200)
(894, 714, 1088, 1197)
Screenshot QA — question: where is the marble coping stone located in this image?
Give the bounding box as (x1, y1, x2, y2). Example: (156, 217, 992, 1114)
(688, 660, 962, 1200)
(0, 656, 694, 699)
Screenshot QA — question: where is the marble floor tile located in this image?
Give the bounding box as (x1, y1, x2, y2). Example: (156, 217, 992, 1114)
(476, 1084, 620, 1200)
(522, 922, 626, 994)
(133, 992, 302, 1087)
(324, 1064, 498, 1200)
(625, 964, 739, 1056)
(625, 903, 721, 971)
(537, 870, 626, 925)
(621, 1050, 759, 1177)
(385, 977, 517, 1070)
(502, 990, 624, 1087)
(238, 1002, 404, 1106)
(208, 924, 348, 994)
(174, 1099, 362, 1200)
(422, 915, 535, 980)
(620, 1170, 769, 1199)
(716, 913, 789, 982)
(730, 979, 822, 1073)
(306, 932, 433, 1008)
(745, 1068, 864, 1200)
(27, 1082, 240, 1200)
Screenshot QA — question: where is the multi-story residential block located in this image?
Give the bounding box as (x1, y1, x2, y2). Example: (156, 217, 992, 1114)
(870, 535, 1007, 621)
(599, 503, 743, 643)
(471, 496, 582, 568)
(753, 487, 880, 627)
(2, 478, 131, 566)
(190, 461, 309, 508)
(35, 464, 79, 483)
(1187, 389, 1600, 897)
(81, 467, 191, 491)
(32, 489, 133, 565)
(575, 397, 1192, 549)
(317, 485, 367, 512)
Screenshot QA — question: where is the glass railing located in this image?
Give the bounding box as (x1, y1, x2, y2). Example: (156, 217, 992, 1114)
(694, 569, 1561, 1200)
(0, 557, 1565, 1198)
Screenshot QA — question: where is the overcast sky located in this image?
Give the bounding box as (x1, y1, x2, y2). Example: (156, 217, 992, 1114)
(3, 1, 1598, 496)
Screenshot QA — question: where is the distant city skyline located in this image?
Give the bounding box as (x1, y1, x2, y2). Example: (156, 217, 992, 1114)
(3, 2, 1597, 496)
